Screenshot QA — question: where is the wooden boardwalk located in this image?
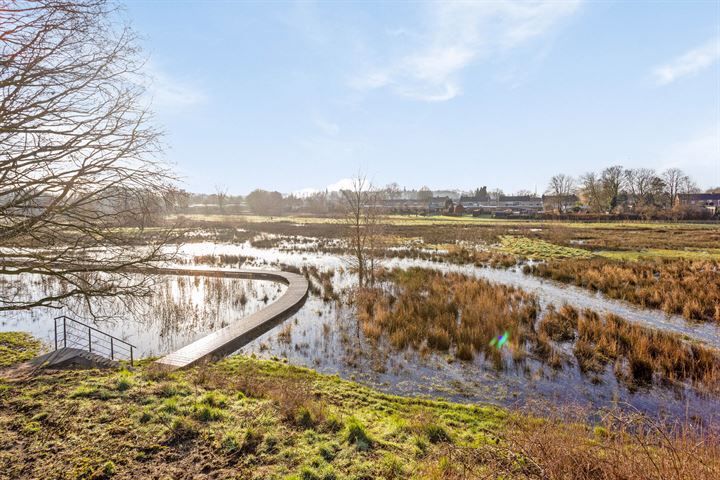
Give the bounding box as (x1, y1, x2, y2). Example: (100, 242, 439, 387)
(152, 268, 308, 370)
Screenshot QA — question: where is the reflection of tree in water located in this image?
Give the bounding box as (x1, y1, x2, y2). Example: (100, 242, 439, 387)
(168, 277, 279, 350)
(0, 274, 284, 356)
(141, 276, 284, 353)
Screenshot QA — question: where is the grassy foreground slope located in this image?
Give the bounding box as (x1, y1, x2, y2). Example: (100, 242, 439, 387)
(0, 332, 718, 480)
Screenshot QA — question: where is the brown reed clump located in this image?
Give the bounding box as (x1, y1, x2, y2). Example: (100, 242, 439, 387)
(359, 268, 720, 393)
(571, 309, 720, 391)
(356, 267, 539, 363)
(302, 266, 339, 302)
(528, 258, 720, 322)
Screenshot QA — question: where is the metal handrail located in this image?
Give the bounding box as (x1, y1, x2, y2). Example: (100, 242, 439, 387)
(54, 315, 135, 366)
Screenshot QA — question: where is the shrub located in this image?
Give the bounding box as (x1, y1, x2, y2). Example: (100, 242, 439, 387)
(116, 372, 132, 392)
(169, 417, 199, 441)
(345, 417, 373, 451)
(221, 428, 263, 455)
(193, 404, 224, 422)
(199, 391, 228, 408)
(423, 423, 452, 444)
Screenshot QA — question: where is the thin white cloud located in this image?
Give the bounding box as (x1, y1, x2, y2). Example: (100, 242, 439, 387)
(144, 62, 206, 109)
(653, 37, 720, 85)
(313, 115, 340, 135)
(352, 1, 582, 102)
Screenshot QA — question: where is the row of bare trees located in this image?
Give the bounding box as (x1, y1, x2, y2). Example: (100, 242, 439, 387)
(546, 167, 700, 213)
(1, 1, 179, 313)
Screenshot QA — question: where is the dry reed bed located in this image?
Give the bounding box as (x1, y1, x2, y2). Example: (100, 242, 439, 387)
(526, 258, 720, 322)
(541, 305, 720, 391)
(190, 253, 254, 267)
(356, 268, 720, 393)
(186, 218, 720, 251)
(434, 409, 720, 479)
(356, 268, 539, 367)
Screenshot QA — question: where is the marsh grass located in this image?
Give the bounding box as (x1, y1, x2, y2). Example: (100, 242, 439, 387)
(536, 304, 720, 391)
(527, 258, 720, 322)
(303, 266, 339, 302)
(190, 254, 253, 267)
(500, 235, 595, 260)
(357, 268, 720, 393)
(425, 407, 720, 479)
(356, 267, 539, 363)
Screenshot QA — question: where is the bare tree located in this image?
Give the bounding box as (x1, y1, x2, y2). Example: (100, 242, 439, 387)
(341, 174, 382, 288)
(0, 1, 180, 313)
(214, 184, 228, 214)
(662, 168, 697, 207)
(489, 188, 504, 200)
(579, 172, 606, 213)
(545, 174, 575, 213)
(601, 165, 624, 211)
(625, 168, 663, 207)
(623, 168, 638, 200)
(417, 186, 433, 201)
(383, 182, 401, 200)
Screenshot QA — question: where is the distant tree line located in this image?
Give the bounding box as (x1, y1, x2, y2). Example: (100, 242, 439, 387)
(163, 165, 716, 219)
(546, 166, 704, 216)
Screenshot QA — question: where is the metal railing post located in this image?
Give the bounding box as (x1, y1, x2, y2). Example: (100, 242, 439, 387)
(50, 316, 136, 364)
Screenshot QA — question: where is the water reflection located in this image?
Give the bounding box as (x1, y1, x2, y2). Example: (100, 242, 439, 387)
(2, 240, 718, 424)
(0, 273, 284, 357)
(177, 241, 720, 347)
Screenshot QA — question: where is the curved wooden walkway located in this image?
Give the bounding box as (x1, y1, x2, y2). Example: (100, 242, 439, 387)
(151, 267, 308, 371)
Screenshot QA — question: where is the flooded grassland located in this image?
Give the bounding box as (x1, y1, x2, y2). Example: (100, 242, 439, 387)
(2, 223, 719, 426)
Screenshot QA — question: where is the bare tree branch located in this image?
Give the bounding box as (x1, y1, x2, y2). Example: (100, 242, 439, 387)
(0, 0, 182, 314)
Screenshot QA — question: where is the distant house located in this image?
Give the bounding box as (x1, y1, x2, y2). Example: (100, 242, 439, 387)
(458, 194, 492, 210)
(428, 196, 453, 214)
(380, 198, 428, 213)
(498, 195, 543, 211)
(676, 193, 720, 215)
(542, 194, 579, 213)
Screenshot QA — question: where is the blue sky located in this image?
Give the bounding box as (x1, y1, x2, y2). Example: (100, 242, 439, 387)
(125, 0, 720, 195)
